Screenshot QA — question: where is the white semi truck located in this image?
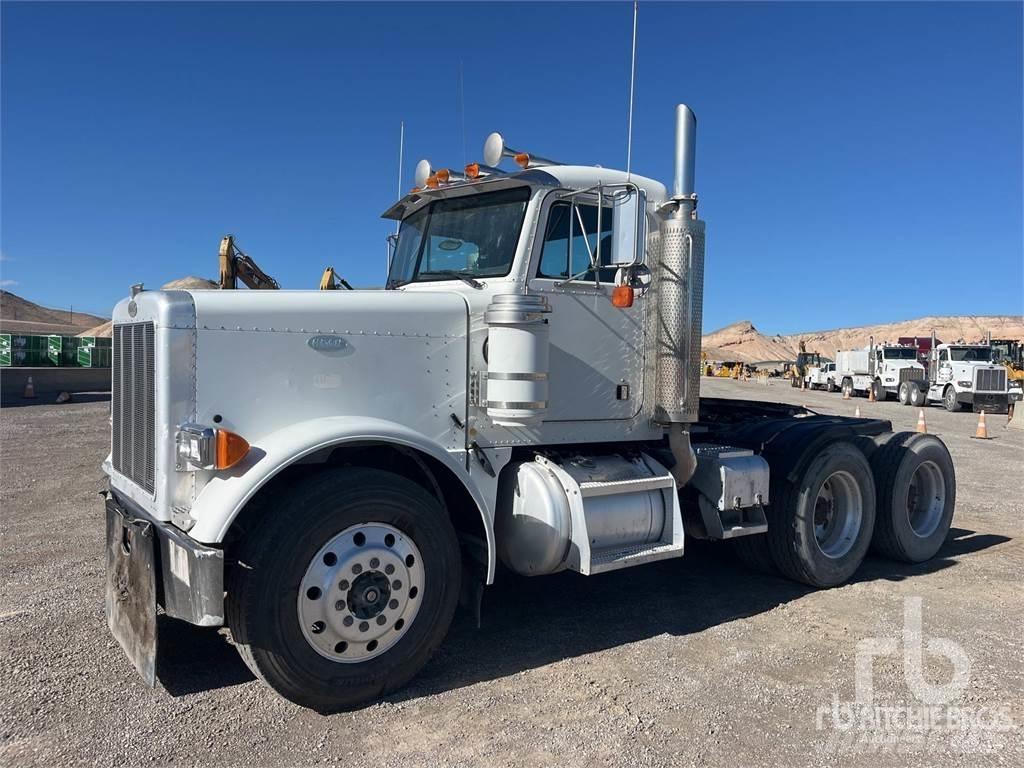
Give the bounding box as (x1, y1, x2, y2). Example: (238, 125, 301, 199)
(834, 340, 927, 402)
(915, 333, 1010, 413)
(103, 105, 957, 711)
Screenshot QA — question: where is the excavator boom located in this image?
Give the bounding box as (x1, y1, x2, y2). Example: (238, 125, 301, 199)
(218, 235, 281, 290)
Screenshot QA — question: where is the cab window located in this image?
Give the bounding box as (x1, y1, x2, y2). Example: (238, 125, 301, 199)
(538, 202, 616, 282)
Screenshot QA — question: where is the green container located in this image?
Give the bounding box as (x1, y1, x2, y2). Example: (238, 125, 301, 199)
(47, 335, 81, 366)
(2, 335, 53, 366)
(77, 345, 111, 367)
(0, 335, 10, 367)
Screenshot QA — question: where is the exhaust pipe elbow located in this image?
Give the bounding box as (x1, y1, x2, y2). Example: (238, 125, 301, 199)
(668, 424, 697, 488)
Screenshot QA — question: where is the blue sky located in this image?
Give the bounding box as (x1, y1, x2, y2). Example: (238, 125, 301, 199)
(2, 1, 1021, 333)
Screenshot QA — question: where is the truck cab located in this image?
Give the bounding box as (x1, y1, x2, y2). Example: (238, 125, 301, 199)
(926, 343, 1010, 413)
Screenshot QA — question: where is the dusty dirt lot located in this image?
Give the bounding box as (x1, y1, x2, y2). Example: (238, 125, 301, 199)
(1, 380, 1021, 767)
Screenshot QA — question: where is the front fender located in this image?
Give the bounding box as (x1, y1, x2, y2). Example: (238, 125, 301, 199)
(185, 416, 495, 582)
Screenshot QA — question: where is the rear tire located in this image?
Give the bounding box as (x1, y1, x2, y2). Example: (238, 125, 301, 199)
(226, 467, 461, 712)
(908, 381, 927, 408)
(870, 433, 955, 563)
(765, 441, 876, 588)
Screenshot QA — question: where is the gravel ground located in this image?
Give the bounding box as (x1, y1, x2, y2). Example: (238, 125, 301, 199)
(1, 381, 1021, 767)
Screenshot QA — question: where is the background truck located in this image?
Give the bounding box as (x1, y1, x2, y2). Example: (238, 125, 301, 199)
(834, 340, 927, 402)
(919, 333, 1011, 412)
(102, 105, 957, 712)
(804, 360, 837, 391)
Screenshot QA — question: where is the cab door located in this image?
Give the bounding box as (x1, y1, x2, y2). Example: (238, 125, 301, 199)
(527, 190, 646, 421)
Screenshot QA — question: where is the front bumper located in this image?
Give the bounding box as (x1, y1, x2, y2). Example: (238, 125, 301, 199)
(104, 491, 224, 685)
(956, 391, 1010, 414)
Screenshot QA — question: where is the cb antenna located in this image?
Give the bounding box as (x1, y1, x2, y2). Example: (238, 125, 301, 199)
(388, 120, 405, 276)
(396, 120, 405, 234)
(625, 0, 639, 180)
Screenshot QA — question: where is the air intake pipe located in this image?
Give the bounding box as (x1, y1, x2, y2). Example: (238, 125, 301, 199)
(652, 104, 704, 487)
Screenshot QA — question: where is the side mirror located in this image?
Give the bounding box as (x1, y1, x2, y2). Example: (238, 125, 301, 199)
(610, 187, 645, 266)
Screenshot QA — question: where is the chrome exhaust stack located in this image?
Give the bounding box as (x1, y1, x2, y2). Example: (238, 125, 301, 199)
(653, 104, 705, 486)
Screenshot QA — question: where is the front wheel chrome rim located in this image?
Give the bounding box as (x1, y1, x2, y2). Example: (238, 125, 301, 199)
(812, 470, 863, 559)
(298, 523, 424, 663)
(907, 460, 945, 537)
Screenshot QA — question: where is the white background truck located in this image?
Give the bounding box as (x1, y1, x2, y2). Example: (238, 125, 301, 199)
(834, 341, 927, 402)
(804, 361, 837, 391)
(921, 337, 1010, 413)
(102, 105, 957, 712)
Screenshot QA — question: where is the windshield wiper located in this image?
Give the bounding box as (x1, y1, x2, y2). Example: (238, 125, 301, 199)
(417, 270, 483, 289)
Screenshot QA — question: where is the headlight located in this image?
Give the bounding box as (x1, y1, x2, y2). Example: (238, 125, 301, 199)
(176, 424, 216, 470)
(957, 380, 972, 388)
(176, 423, 250, 470)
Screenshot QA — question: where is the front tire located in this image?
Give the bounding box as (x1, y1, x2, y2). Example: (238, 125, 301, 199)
(943, 386, 962, 412)
(872, 379, 885, 402)
(898, 382, 911, 405)
(826, 378, 837, 393)
(764, 441, 876, 588)
(226, 467, 461, 712)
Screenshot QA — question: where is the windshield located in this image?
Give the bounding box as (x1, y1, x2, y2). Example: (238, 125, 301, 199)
(387, 187, 531, 287)
(949, 346, 993, 362)
(882, 347, 918, 360)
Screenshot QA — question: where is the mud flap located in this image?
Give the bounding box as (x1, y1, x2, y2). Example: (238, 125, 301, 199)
(105, 499, 158, 687)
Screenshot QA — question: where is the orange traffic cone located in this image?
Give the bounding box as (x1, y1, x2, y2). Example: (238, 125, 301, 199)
(972, 410, 990, 440)
(23, 376, 36, 399)
(854, 405, 862, 418)
(916, 409, 928, 434)
(867, 384, 875, 402)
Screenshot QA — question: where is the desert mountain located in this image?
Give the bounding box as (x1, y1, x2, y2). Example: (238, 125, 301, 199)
(0, 290, 107, 335)
(703, 316, 1024, 363)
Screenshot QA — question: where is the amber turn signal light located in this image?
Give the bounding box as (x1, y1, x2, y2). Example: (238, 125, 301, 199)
(465, 162, 480, 179)
(436, 168, 451, 183)
(215, 429, 250, 470)
(611, 285, 634, 308)
(514, 152, 530, 169)
(425, 174, 439, 189)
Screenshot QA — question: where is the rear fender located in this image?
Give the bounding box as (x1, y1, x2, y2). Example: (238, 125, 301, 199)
(185, 416, 496, 583)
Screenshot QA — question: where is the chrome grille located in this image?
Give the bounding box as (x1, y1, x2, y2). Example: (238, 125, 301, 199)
(976, 368, 1006, 392)
(899, 368, 925, 383)
(112, 322, 156, 494)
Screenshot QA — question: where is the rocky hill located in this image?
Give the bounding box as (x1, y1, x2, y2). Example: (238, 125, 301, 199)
(702, 316, 1024, 363)
(0, 291, 107, 335)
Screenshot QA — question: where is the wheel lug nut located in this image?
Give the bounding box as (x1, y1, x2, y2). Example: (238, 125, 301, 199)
(359, 621, 369, 632)
(335, 600, 345, 611)
(338, 579, 350, 591)
(343, 616, 354, 627)
(388, 599, 399, 610)
(376, 615, 387, 626)
(369, 557, 380, 569)
(385, 564, 395, 575)
(392, 579, 402, 590)
(352, 564, 363, 574)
